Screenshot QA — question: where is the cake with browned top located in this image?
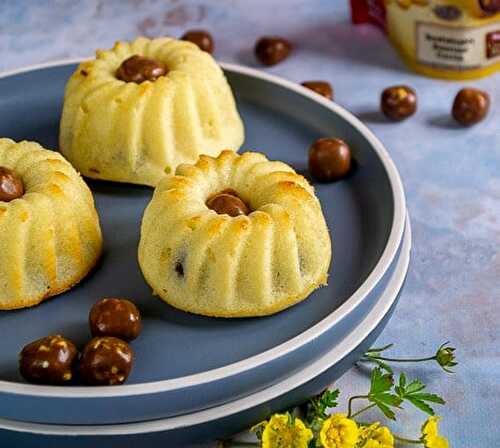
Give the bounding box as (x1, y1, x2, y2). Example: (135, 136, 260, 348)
(59, 36, 244, 187)
(138, 150, 332, 317)
(0, 138, 102, 310)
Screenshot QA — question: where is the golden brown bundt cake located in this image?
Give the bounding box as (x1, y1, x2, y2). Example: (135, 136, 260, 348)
(0, 138, 102, 310)
(59, 36, 244, 187)
(138, 150, 332, 317)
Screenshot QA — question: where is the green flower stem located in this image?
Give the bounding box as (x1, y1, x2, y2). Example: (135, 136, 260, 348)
(347, 395, 369, 418)
(350, 402, 377, 419)
(393, 434, 424, 445)
(365, 355, 436, 363)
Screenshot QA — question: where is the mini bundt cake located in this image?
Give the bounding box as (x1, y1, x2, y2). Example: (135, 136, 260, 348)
(0, 138, 102, 310)
(138, 150, 332, 318)
(59, 36, 244, 187)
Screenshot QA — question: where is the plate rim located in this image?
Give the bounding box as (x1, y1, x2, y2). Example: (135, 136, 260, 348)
(0, 59, 406, 398)
(0, 215, 411, 435)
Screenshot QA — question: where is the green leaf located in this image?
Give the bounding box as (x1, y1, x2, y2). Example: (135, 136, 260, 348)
(366, 368, 402, 420)
(410, 393, 446, 404)
(405, 379, 426, 394)
(396, 376, 425, 397)
(370, 368, 394, 395)
(371, 399, 397, 420)
(394, 373, 445, 416)
(405, 397, 435, 415)
(399, 372, 406, 389)
(305, 388, 340, 423)
(373, 393, 402, 407)
(319, 389, 340, 409)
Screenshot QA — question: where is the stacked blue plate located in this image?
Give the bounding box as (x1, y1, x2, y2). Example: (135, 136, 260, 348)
(0, 62, 409, 446)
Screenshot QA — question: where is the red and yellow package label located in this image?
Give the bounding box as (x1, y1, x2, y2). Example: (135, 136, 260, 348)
(350, 0, 500, 79)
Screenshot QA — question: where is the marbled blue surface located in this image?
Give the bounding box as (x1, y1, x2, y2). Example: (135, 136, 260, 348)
(0, 1, 498, 446)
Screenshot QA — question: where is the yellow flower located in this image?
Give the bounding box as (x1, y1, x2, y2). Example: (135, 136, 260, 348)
(261, 414, 313, 448)
(319, 413, 359, 448)
(359, 423, 394, 448)
(421, 416, 449, 448)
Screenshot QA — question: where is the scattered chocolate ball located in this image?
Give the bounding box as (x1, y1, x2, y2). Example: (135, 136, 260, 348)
(255, 36, 292, 66)
(79, 337, 133, 386)
(19, 335, 78, 385)
(301, 81, 333, 100)
(207, 189, 250, 217)
(309, 138, 352, 182)
(381, 85, 417, 121)
(89, 298, 142, 341)
(181, 30, 214, 54)
(116, 54, 167, 84)
(452, 88, 490, 126)
(0, 167, 24, 202)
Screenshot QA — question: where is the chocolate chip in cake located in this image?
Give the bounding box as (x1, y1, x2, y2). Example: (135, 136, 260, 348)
(175, 261, 184, 277)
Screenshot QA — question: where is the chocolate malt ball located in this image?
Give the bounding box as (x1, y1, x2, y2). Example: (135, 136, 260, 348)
(452, 88, 490, 126)
(255, 36, 292, 66)
(79, 337, 133, 386)
(89, 298, 142, 341)
(309, 138, 352, 182)
(0, 167, 24, 202)
(301, 81, 333, 100)
(381, 85, 417, 121)
(181, 30, 214, 53)
(116, 55, 167, 83)
(206, 190, 250, 217)
(19, 335, 78, 385)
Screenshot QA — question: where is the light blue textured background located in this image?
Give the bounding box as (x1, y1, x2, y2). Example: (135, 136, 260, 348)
(0, 1, 498, 446)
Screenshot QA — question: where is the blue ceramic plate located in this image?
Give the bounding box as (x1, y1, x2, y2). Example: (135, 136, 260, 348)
(0, 61, 405, 424)
(0, 218, 411, 447)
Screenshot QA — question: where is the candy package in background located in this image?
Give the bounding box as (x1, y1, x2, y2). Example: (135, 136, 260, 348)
(350, 0, 500, 79)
